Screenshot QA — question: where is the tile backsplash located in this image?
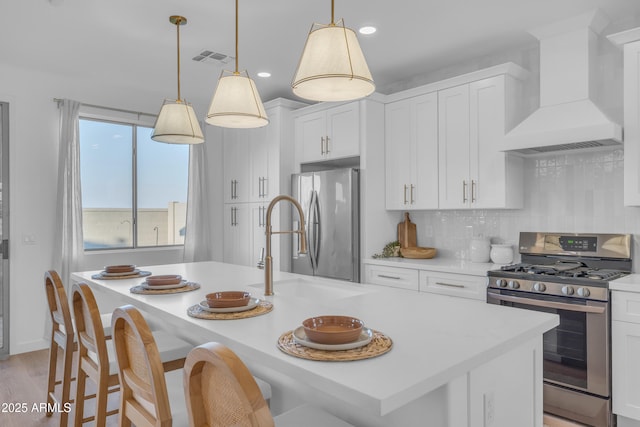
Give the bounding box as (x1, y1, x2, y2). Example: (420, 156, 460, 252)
(405, 147, 640, 271)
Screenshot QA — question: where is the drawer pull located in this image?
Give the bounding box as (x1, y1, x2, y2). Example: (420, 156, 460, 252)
(435, 281, 465, 289)
(378, 274, 401, 280)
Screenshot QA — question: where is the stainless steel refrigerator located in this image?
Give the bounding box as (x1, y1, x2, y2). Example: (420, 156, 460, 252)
(291, 168, 360, 282)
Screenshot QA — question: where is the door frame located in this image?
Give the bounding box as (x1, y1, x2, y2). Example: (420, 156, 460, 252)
(0, 102, 9, 359)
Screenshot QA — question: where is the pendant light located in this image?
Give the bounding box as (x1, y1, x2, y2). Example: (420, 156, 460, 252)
(291, 0, 375, 102)
(206, 0, 268, 128)
(152, 16, 204, 144)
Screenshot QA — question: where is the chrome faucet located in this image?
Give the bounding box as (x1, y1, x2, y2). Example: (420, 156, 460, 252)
(263, 195, 307, 296)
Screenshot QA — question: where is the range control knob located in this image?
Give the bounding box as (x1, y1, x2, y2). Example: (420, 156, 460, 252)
(577, 287, 591, 298)
(533, 282, 546, 292)
(508, 280, 520, 289)
(562, 285, 575, 296)
(496, 279, 507, 288)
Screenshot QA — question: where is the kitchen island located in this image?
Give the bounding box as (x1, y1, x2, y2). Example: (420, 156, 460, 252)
(72, 261, 558, 427)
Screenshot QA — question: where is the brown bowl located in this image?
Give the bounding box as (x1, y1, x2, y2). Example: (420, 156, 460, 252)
(302, 315, 364, 345)
(104, 264, 136, 274)
(145, 274, 182, 286)
(206, 291, 251, 308)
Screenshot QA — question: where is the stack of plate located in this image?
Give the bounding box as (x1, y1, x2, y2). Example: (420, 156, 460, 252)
(293, 315, 373, 350)
(198, 291, 260, 313)
(140, 274, 186, 290)
(101, 264, 139, 277)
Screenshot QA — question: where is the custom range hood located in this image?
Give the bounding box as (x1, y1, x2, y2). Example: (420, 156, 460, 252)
(504, 10, 622, 155)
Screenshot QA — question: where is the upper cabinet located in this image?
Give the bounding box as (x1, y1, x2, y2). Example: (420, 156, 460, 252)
(439, 75, 523, 209)
(295, 102, 360, 164)
(609, 29, 640, 206)
(385, 92, 439, 210)
(384, 63, 527, 210)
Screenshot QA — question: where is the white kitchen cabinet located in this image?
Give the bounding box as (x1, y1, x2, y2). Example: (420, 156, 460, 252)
(612, 290, 640, 421)
(295, 102, 360, 163)
(419, 271, 487, 301)
(222, 99, 305, 268)
(385, 92, 439, 210)
(364, 264, 419, 291)
(438, 75, 523, 209)
(609, 30, 640, 206)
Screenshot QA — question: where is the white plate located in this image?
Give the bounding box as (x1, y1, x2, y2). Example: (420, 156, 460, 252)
(102, 269, 140, 277)
(292, 326, 373, 351)
(140, 280, 188, 290)
(198, 298, 260, 313)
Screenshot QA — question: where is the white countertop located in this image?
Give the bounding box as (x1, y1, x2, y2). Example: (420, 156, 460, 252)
(364, 256, 502, 276)
(610, 274, 640, 293)
(72, 261, 557, 416)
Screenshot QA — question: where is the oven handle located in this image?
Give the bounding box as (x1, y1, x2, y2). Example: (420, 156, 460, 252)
(489, 293, 606, 314)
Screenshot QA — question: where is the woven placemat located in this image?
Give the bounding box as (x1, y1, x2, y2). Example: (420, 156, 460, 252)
(91, 270, 152, 280)
(130, 282, 200, 295)
(187, 301, 273, 320)
(277, 330, 392, 361)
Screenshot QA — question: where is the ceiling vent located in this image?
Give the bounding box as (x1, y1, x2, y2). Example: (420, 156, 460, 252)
(192, 50, 234, 65)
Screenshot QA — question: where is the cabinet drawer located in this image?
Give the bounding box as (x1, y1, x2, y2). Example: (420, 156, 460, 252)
(364, 265, 419, 291)
(420, 271, 487, 301)
(613, 291, 640, 323)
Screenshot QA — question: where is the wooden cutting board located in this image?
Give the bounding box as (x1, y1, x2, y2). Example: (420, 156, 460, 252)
(397, 212, 417, 248)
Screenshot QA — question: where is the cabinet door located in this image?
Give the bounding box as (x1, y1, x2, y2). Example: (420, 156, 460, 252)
(385, 99, 413, 209)
(223, 129, 249, 203)
(364, 264, 419, 291)
(248, 126, 269, 202)
(612, 320, 640, 420)
(419, 271, 486, 301)
(250, 203, 267, 269)
(326, 102, 360, 159)
(223, 204, 250, 266)
(438, 85, 470, 209)
(413, 93, 439, 209)
(469, 76, 508, 208)
(624, 40, 640, 206)
(296, 110, 326, 163)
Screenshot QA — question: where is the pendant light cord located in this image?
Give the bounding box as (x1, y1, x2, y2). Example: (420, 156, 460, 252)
(235, 0, 239, 73)
(331, 0, 335, 25)
(176, 17, 182, 101)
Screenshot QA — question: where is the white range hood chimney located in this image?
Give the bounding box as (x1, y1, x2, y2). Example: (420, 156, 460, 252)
(504, 10, 622, 155)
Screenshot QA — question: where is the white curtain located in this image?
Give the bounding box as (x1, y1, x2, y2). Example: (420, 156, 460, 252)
(53, 99, 85, 287)
(183, 141, 212, 262)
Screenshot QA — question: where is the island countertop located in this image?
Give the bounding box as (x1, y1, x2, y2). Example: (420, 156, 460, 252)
(71, 261, 558, 419)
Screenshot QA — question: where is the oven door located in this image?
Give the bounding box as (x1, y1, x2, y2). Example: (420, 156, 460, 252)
(487, 288, 609, 398)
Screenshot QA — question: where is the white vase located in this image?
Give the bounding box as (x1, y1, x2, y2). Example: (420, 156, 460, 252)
(470, 237, 491, 263)
(490, 244, 513, 264)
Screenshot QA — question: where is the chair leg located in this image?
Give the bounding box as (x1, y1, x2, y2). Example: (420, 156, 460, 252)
(94, 375, 109, 427)
(45, 340, 59, 417)
(59, 344, 74, 427)
(73, 366, 87, 427)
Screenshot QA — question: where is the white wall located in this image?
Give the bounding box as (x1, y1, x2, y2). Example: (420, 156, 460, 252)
(0, 63, 222, 354)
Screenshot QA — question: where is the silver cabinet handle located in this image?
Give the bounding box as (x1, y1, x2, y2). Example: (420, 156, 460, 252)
(403, 184, 408, 204)
(262, 177, 267, 198)
(378, 274, 401, 280)
(258, 177, 262, 198)
(231, 180, 234, 199)
(471, 180, 476, 203)
(410, 184, 415, 204)
(325, 136, 330, 154)
(435, 282, 465, 289)
(320, 137, 325, 155)
(462, 180, 468, 203)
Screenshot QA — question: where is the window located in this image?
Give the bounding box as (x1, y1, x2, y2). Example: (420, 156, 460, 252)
(79, 116, 189, 250)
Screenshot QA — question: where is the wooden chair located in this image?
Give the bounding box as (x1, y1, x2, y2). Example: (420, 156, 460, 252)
(183, 342, 354, 427)
(111, 304, 191, 427)
(72, 284, 194, 427)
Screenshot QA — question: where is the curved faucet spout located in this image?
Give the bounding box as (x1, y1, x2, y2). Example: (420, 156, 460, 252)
(264, 195, 307, 296)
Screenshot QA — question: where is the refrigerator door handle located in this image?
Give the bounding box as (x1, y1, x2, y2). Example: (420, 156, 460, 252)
(312, 190, 321, 269)
(307, 191, 317, 271)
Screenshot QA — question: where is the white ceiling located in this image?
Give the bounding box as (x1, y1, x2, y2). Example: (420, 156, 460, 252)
(4, 0, 640, 109)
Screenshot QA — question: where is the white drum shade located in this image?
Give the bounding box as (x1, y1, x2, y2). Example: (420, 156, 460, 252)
(206, 70, 269, 128)
(152, 100, 204, 144)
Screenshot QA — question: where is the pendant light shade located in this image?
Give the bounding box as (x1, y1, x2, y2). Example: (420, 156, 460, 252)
(206, 70, 268, 128)
(291, 2, 375, 102)
(152, 16, 204, 144)
(205, 0, 268, 128)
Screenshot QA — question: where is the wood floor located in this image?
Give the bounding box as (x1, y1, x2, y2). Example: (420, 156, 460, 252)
(0, 348, 118, 427)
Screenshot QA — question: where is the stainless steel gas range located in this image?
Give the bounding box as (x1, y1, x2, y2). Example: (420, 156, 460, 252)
(487, 232, 632, 427)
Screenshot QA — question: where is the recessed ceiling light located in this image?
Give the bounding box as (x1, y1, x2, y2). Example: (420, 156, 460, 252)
(359, 26, 377, 35)
(257, 72, 271, 78)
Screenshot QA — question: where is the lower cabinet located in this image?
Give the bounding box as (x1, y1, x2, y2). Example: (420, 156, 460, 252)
(364, 262, 487, 301)
(612, 290, 640, 421)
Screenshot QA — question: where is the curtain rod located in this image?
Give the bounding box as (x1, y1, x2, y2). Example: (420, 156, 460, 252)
(53, 98, 157, 118)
